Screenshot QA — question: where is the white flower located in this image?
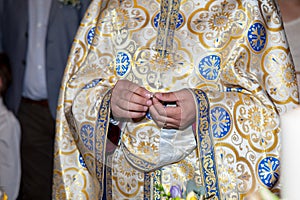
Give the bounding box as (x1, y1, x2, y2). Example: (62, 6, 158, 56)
(186, 191, 198, 200)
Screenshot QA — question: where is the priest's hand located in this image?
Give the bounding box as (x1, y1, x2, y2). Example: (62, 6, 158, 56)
(110, 80, 152, 119)
(149, 89, 196, 130)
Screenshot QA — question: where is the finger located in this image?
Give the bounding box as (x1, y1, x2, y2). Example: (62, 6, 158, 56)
(117, 98, 149, 113)
(149, 105, 180, 128)
(164, 106, 181, 120)
(152, 97, 181, 119)
(163, 122, 179, 129)
(112, 105, 147, 119)
(149, 106, 166, 127)
(154, 92, 178, 102)
(125, 91, 152, 107)
(152, 97, 166, 115)
(160, 117, 180, 129)
(129, 111, 147, 119)
(114, 80, 152, 99)
(129, 84, 152, 99)
(156, 104, 182, 128)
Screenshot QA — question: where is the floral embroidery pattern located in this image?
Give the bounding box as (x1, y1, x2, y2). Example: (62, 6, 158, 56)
(198, 55, 221, 81)
(82, 79, 102, 89)
(258, 0, 283, 30)
(211, 106, 231, 139)
(268, 55, 297, 92)
(188, 0, 248, 49)
(134, 46, 192, 91)
(247, 22, 267, 52)
(263, 48, 298, 102)
(78, 154, 86, 168)
(153, 12, 185, 29)
(87, 27, 96, 45)
(237, 104, 277, 149)
(100, 4, 147, 37)
(247, 106, 268, 132)
(258, 156, 280, 188)
(113, 149, 144, 196)
(215, 147, 254, 197)
(216, 149, 238, 198)
(116, 52, 131, 77)
(80, 124, 94, 151)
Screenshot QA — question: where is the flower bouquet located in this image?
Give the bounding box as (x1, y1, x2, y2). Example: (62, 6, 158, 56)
(0, 190, 7, 200)
(156, 180, 208, 200)
(156, 180, 280, 200)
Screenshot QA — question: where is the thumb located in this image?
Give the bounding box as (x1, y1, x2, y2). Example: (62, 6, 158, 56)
(154, 92, 178, 102)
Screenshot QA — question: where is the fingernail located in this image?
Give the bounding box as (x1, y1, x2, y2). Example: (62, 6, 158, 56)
(146, 100, 152, 106)
(146, 93, 152, 98)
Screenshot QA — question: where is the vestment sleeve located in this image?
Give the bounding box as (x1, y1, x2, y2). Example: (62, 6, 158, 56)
(53, 1, 117, 198)
(190, 1, 299, 195)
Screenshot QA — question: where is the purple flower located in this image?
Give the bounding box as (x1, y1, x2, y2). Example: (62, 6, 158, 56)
(170, 185, 182, 198)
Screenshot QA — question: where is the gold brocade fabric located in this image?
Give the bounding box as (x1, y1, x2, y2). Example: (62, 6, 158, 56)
(53, 0, 299, 199)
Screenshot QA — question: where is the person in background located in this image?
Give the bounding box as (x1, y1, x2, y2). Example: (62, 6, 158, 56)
(278, 0, 300, 93)
(53, 0, 299, 199)
(0, 53, 21, 200)
(0, 0, 91, 199)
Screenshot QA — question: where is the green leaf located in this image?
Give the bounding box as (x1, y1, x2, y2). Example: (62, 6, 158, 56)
(173, 197, 181, 200)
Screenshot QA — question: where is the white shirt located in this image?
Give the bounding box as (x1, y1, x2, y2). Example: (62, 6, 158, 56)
(0, 97, 21, 200)
(23, 0, 52, 100)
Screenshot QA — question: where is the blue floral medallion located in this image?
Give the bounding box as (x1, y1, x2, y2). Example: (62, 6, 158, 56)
(247, 22, 267, 52)
(87, 26, 96, 45)
(83, 79, 102, 89)
(211, 106, 231, 139)
(116, 52, 131, 77)
(79, 154, 87, 168)
(258, 156, 280, 188)
(198, 55, 221, 80)
(226, 87, 243, 92)
(153, 12, 184, 29)
(80, 124, 94, 151)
